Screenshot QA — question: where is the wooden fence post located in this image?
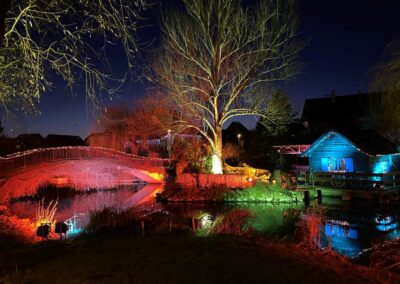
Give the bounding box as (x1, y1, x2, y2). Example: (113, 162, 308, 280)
(317, 190, 322, 203)
(141, 220, 145, 238)
(304, 191, 310, 205)
(192, 217, 196, 236)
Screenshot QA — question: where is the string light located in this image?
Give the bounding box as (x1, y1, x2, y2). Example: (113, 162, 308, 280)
(0, 146, 168, 172)
(300, 130, 393, 158)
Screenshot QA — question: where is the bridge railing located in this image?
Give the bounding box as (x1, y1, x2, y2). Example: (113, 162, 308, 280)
(0, 147, 168, 172)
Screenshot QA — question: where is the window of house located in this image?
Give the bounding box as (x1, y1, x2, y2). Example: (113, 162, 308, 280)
(321, 158, 353, 172)
(375, 161, 390, 173)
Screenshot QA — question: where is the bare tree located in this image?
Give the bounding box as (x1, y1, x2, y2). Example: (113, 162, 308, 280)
(0, 0, 147, 113)
(89, 106, 133, 152)
(370, 41, 400, 143)
(150, 0, 305, 173)
(89, 92, 176, 152)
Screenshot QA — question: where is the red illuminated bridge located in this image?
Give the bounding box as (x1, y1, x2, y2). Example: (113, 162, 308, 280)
(0, 147, 168, 202)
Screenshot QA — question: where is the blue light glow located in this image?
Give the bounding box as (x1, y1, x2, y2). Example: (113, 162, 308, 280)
(321, 157, 353, 172)
(375, 216, 394, 225)
(324, 223, 358, 239)
(376, 222, 398, 232)
(373, 155, 392, 174)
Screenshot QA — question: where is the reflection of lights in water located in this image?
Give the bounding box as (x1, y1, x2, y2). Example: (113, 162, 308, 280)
(326, 219, 350, 226)
(199, 214, 215, 229)
(387, 229, 400, 238)
(65, 213, 86, 236)
(324, 223, 358, 239)
(375, 216, 394, 225)
(376, 222, 398, 232)
(322, 221, 361, 258)
(375, 215, 398, 231)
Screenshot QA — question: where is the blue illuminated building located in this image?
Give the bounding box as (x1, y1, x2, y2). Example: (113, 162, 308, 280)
(301, 129, 399, 181)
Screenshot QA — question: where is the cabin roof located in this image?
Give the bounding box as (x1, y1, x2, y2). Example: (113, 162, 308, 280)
(301, 129, 399, 157)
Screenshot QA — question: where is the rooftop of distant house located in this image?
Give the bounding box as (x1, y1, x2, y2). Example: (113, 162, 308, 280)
(301, 91, 379, 122)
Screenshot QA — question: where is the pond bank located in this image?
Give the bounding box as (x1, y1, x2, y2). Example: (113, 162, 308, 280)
(356, 238, 400, 276)
(1, 235, 398, 284)
(160, 182, 300, 204)
(0, 205, 36, 245)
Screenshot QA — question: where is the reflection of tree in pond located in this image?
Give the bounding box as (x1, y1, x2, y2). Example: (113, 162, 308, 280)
(243, 204, 303, 236)
(166, 203, 303, 237)
(213, 209, 254, 236)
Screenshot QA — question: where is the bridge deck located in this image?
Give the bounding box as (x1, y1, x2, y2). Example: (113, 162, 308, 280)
(0, 146, 168, 173)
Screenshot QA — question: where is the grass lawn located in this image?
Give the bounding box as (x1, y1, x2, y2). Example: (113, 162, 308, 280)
(1, 235, 397, 284)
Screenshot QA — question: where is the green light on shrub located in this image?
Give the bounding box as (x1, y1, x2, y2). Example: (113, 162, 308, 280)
(224, 183, 298, 203)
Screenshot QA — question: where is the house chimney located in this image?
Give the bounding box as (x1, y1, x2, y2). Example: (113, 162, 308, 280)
(331, 89, 336, 103)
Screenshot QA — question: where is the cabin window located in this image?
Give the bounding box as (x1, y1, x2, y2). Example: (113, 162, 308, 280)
(375, 161, 390, 173)
(321, 158, 354, 172)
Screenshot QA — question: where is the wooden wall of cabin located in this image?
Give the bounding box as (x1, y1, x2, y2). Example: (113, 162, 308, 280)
(369, 154, 400, 173)
(308, 133, 369, 172)
(390, 155, 400, 171)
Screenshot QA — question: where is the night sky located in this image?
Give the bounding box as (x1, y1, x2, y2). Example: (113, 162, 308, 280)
(2, 0, 400, 138)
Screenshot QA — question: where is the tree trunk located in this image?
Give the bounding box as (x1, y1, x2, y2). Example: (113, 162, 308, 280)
(211, 126, 223, 174)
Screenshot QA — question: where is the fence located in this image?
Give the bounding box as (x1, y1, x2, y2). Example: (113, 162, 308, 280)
(0, 146, 168, 172)
(176, 173, 252, 188)
(311, 171, 400, 190)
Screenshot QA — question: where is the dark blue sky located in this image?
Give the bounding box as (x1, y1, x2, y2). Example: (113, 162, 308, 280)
(3, 0, 400, 138)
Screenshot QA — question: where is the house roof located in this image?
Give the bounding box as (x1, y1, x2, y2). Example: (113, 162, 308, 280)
(271, 120, 321, 146)
(301, 129, 399, 157)
(16, 133, 44, 140)
(301, 92, 379, 122)
(44, 134, 85, 147)
(273, 131, 320, 146)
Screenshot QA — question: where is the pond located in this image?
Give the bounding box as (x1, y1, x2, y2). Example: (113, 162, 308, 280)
(7, 184, 400, 258)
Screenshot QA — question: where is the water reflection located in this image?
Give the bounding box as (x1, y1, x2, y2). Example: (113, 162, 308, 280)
(9, 183, 163, 236)
(165, 201, 400, 258)
(8, 185, 400, 258)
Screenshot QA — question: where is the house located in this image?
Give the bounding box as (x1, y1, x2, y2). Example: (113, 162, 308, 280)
(43, 134, 85, 147)
(301, 129, 399, 174)
(301, 91, 379, 134)
(273, 91, 381, 169)
(16, 133, 44, 150)
(300, 129, 400, 190)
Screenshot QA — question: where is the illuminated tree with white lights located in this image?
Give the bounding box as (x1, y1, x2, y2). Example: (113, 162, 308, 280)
(0, 0, 147, 113)
(150, 0, 305, 173)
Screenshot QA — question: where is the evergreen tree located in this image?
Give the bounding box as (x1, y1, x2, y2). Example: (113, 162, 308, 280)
(370, 41, 400, 143)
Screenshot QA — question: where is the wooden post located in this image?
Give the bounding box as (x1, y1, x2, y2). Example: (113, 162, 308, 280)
(169, 216, 172, 233)
(304, 191, 310, 205)
(393, 174, 396, 188)
(141, 220, 145, 238)
(317, 190, 322, 204)
(192, 217, 196, 236)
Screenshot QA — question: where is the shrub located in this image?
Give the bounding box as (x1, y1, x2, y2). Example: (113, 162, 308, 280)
(225, 183, 297, 203)
(85, 208, 141, 235)
(296, 206, 325, 249)
(35, 198, 58, 227)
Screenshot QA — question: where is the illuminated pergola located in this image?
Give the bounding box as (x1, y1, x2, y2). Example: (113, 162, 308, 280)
(273, 144, 310, 155)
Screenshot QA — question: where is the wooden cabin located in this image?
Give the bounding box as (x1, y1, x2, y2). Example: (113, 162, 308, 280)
(301, 130, 400, 190)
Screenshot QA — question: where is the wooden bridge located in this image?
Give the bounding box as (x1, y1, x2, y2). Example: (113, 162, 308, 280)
(0, 147, 168, 202)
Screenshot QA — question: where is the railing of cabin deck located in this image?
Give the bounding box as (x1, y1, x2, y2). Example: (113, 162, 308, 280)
(0, 146, 168, 172)
(310, 171, 400, 190)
